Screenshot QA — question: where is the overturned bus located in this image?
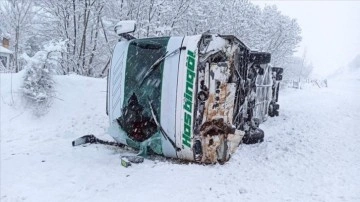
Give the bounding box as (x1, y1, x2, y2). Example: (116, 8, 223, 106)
(106, 21, 283, 164)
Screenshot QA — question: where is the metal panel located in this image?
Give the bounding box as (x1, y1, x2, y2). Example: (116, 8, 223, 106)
(160, 36, 184, 158)
(109, 41, 129, 125)
(175, 35, 202, 161)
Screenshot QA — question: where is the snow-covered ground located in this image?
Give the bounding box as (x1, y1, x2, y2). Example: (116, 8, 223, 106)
(1, 72, 359, 202)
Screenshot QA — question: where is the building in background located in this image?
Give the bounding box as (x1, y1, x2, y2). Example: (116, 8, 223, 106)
(0, 37, 12, 70)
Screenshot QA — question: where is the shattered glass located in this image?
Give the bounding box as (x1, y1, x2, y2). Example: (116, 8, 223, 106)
(116, 37, 169, 156)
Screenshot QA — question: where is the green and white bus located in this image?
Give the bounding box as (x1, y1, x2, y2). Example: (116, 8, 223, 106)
(106, 21, 282, 164)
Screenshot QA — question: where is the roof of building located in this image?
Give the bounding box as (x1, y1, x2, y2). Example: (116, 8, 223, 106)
(0, 46, 13, 54)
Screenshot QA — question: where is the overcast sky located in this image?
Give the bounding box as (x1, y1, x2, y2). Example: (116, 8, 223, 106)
(252, 0, 360, 77)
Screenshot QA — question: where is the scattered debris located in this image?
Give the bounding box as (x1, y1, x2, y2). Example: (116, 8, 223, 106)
(120, 157, 131, 168)
(122, 156, 144, 164)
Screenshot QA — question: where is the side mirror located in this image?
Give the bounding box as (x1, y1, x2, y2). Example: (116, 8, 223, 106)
(114, 20, 136, 36)
(249, 51, 271, 64)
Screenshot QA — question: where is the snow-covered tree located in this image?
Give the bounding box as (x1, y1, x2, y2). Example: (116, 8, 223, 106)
(2, 0, 302, 77)
(21, 41, 64, 116)
(0, 0, 36, 72)
(36, 0, 108, 76)
(22, 64, 54, 116)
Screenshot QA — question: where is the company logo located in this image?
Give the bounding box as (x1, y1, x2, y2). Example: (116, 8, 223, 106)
(182, 50, 196, 148)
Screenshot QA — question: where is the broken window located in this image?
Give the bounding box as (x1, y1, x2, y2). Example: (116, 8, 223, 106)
(117, 37, 169, 143)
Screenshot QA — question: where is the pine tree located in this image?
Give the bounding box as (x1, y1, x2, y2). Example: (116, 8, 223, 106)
(22, 59, 55, 116)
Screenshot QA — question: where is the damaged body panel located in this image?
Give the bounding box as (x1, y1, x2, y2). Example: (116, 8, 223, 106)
(107, 34, 283, 164)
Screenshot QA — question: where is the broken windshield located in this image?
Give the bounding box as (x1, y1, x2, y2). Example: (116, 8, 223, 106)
(118, 37, 169, 142)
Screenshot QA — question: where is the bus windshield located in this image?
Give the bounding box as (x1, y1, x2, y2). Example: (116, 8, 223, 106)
(117, 37, 169, 142)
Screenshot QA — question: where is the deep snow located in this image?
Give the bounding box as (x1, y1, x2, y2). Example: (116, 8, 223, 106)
(1, 71, 359, 202)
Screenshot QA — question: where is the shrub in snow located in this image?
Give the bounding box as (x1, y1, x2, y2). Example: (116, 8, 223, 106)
(20, 40, 65, 116)
(22, 60, 55, 116)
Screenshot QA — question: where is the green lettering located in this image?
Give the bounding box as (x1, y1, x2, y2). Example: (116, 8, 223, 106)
(182, 50, 196, 148)
(183, 123, 192, 147)
(182, 138, 191, 148)
(185, 81, 193, 97)
(187, 57, 195, 71)
(186, 69, 195, 83)
(184, 99, 192, 113)
(187, 50, 195, 58)
(184, 112, 191, 125)
(184, 92, 192, 102)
